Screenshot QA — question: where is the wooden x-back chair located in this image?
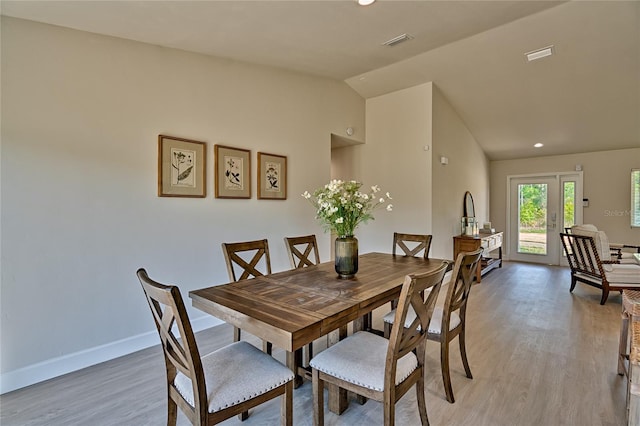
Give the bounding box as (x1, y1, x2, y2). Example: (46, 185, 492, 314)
(310, 261, 450, 426)
(383, 248, 484, 403)
(284, 235, 320, 367)
(136, 269, 294, 425)
(284, 235, 320, 269)
(393, 232, 433, 259)
(221, 239, 273, 355)
(379, 233, 435, 325)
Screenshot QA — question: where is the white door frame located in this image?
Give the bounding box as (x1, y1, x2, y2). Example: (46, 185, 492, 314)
(505, 171, 583, 265)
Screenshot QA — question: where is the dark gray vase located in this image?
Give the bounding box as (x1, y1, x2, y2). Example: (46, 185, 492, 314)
(335, 236, 358, 279)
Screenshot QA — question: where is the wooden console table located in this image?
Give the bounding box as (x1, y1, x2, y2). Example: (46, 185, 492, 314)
(453, 231, 503, 282)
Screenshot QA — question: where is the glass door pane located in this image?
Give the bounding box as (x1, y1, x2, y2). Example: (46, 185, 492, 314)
(517, 183, 548, 255)
(509, 176, 559, 264)
(563, 181, 576, 231)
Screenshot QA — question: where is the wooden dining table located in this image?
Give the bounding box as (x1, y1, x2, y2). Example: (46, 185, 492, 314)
(189, 251, 451, 414)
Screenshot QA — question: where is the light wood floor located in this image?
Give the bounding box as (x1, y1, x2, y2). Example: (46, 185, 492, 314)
(1, 262, 628, 425)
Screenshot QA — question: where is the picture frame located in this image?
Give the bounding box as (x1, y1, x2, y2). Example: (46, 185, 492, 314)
(257, 152, 287, 200)
(214, 144, 251, 199)
(158, 134, 206, 198)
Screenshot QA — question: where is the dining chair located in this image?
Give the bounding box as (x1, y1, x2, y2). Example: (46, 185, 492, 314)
(393, 232, 433, 259)
(222, 239, 273, 355)
(136, 268, 294, 426)
(383, 247, 483, 403)
(372, 232, 435, 330)
(284, 234, 320, 366)
(310, 261, 449, 426)
(284, 234, 320, 269)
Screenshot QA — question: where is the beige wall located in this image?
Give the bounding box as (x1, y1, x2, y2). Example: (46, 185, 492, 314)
(344, 83, 435, 253)
(490, 148, 640, 250)
(432, 85, 490, 259)
(0, 17, 365, 392)
(331, 83, 490, 260)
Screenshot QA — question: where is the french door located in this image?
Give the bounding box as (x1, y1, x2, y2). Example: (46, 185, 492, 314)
(507, 173, 582, 265)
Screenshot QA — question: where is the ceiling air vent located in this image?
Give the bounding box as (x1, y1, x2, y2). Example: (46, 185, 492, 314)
(525, 45, 554, 62)
(382, 33, 414, 47)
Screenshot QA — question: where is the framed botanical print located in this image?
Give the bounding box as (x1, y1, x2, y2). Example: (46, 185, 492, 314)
(214, 144, 251, 199)
(257, 152, 287, 200)
(157, 135, 206, 198)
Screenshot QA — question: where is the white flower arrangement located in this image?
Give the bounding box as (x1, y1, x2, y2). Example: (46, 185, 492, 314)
(302, 180, 393, 238)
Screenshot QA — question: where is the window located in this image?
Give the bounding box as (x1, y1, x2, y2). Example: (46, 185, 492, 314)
(633, 169, 640, 228)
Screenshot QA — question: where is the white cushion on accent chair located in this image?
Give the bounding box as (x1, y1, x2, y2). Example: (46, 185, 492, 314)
(571, 224, 639, 267)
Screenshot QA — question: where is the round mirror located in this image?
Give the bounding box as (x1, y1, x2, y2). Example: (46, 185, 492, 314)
(463, 191, 475, 218)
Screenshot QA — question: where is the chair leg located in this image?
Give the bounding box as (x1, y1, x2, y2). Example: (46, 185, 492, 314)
(459, 328, 473, 379)
(416, 365, 430, 425)
(365, 312, 373, 331)
(281, 381, 293, 426)
(312, 369, 324, 426)
(383, 392, 395, 426)
(569, 275, 577, 292)
(601, 288, 610, 305)
(440, 338, 455, 403)
(303, 343, 313, 367)
(620, 311, 630, 376)
(238, 411, 249, 421)
(384, 322, 392, 339)
(167, 395, 178, 426)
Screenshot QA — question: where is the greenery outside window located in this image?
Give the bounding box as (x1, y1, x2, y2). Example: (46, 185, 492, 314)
(633, 169, 640, 228)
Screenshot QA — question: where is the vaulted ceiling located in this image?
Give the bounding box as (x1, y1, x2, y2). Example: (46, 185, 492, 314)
(2, 0, 638, 160)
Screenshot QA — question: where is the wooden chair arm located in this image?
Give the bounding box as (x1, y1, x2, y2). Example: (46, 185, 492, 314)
(623, 244, 640, 253)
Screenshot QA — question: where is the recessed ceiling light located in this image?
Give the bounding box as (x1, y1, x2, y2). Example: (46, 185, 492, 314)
(534, 143, 544, 148)
(525, 45, 554, 62)
(358, 0, 375, 5)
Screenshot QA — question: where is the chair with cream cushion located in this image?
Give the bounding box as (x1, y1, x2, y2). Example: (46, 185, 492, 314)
(383, 248, 484, 403)
(310, 261, 450, 426)
(571, 224, 639, 264)
(136, 268, 294, 426)
(222, 239, 273, 355)
(284, 234, 320, 269)
(374, 232, 435, 329)
(393, 232, 433, 260)
(284, 234, 320, 367)
(561, 227, 640, 304)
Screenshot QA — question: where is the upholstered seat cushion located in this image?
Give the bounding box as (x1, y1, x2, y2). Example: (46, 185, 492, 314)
(174, 341, 294, 413)
(309, 331, 417, 392)
(620, 253, 640, 265)
(382, 306, 460, 335)
(606, 264, 640, 285)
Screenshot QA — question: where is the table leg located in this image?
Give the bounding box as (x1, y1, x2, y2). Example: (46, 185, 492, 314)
(286, 348, 304, 389)
(327, 325, 348, 414)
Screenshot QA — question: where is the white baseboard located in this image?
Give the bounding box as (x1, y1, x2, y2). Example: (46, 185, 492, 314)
(0, 315, 222, 395)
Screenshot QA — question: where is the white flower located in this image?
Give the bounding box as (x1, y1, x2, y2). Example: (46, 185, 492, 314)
(386, 192, 392, 199)
(302, 180, 392, 237)
(386, 204, 393, 211)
